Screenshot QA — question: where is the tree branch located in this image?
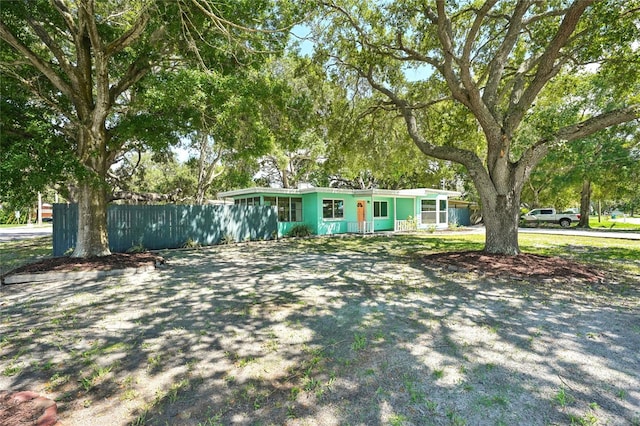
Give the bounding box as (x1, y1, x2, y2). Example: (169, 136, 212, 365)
(0, 65, 71, 121)
(462, 0, 499, 66)
(435, 2, 466, 103)
(25, 16, 76, 81)
(435, 1, 500, 138)
(109, 189, 183, 203)
(483, 0, 530, 117)
(557, 105, 640, 143)
(109, 54, 152, 103)
(515, 105, 640, 189)
(105, 7, 150, 57)
(393, 32, 443, 71)
(80, 0, 110, 125)
(506, 0, 595, 134)
(0, 21, 75, 102)
(362, 68, 494, 196)
(51, 0, 77, 34)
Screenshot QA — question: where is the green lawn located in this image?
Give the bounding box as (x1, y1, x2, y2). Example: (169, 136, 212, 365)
(0, 224, 53, 228)
(0, 236, 52, 276)
(588, 216, 640, 230)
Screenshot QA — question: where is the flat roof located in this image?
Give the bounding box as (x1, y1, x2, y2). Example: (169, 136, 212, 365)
(218, 186, 461, 198)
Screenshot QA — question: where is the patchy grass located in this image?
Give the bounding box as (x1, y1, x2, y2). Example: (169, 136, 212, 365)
(1, 233, 639, 425)
(3, 229, 638, 276)
(0, 235, 52, 276)
(516, 233, 640, 276)
(289, 232, 640, 275)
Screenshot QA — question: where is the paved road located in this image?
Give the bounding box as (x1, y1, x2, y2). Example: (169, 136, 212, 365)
(0, 225, 52, 243)
(518, 227, 640, 240)
(453, 224, 640, 240)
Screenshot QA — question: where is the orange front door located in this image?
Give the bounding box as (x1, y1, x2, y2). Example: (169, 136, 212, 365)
(357, 200, 366, 232)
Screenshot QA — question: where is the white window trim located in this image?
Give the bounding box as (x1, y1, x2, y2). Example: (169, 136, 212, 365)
(262, 196, 303, 222)
(289, 197, 304, 223)
(322, 198, 345, 220)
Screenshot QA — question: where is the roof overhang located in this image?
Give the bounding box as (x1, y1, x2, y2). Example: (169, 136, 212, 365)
(219, 186, 461, 199)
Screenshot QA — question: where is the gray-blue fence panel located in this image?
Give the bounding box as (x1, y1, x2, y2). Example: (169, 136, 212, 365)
(53, 203, 78, 255)
(53, 204, 277, 256)
(448, 207, 471, 227)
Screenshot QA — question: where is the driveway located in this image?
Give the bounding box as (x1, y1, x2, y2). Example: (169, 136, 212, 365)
(0, 225, 52, 243)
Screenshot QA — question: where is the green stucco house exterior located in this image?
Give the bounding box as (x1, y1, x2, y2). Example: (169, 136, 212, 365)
(218, 187, 460, 237)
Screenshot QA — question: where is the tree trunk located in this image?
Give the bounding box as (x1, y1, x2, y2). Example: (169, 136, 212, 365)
(196, 165, 223, 205)
(71, 125, 111, 257)
(481, 193, 521, 255)
(195, 132, 224, 204)
(72, 179, 110, 257)
(472, 130, 523, 256)
(528, 181, 541, 208)
(195, 181, 206, 205)
(281, 158, 291, 188)
(578, 178, 591, 228)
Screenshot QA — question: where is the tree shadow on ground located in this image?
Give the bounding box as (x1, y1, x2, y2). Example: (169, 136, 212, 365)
(1, 237, 638, 425)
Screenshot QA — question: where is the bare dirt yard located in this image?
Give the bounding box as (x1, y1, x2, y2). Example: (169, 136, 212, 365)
(1, 235, 639, 425)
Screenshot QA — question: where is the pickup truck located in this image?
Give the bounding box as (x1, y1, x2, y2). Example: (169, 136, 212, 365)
(521, 208, 581, 228)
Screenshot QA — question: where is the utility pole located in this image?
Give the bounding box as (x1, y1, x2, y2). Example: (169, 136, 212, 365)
(37, 192, 43, 225)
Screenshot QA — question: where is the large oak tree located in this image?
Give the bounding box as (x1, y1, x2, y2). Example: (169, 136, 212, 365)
(0, 0, 295, 257)
(317, 0, 640, 254)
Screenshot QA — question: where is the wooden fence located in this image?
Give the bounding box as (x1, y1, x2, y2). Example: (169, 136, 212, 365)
(53, 204, 277, 256)
(448, 207, 471, 227)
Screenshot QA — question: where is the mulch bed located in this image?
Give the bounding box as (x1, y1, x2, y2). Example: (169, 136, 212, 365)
(3, 252, 163, 278)
(422, 250, 607, 282)
(0, 391, 59, 426)
(4, 250, 605, 284)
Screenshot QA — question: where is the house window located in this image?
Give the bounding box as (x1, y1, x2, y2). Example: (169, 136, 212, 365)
(322, 199, 344, 219)
(439, 199, 447, 223)
(278, 197, 290, 222)
(234, 197, 260, 206)
(374, 201, 388, 218)
(262, 196, 302, 222)
(291, 197, 303, 222)
(421, 199, 437, 224)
